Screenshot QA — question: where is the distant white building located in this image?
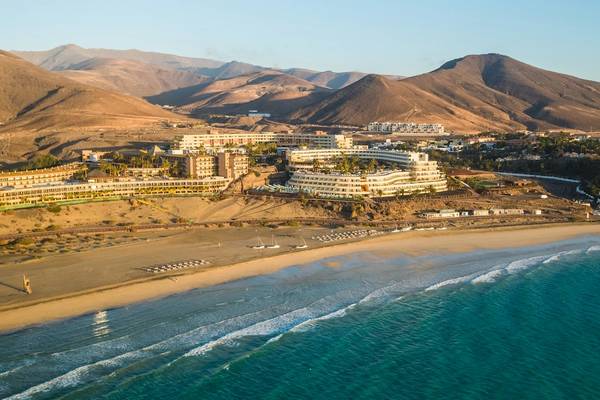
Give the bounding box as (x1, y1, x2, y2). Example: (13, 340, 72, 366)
(248, 110, 271, 118)
(367, 122, 446, 136)
(172, 132, 353, 152)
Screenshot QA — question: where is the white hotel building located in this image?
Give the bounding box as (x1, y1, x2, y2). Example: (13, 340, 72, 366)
(172, 132, 353, 152)
(367, 122, 446, 136)
(284, 148, 447, 198)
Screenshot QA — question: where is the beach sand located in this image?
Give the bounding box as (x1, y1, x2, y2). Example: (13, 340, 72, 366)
(1, 223, 599, 332)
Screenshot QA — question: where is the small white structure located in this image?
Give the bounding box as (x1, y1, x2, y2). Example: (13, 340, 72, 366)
(490, 208, 525, 216)
(421, 209, 460, 219)
(471, 209, 490, 217)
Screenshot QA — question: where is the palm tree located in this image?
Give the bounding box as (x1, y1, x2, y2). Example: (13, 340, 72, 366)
(368, 159, 377, 173)
(312, 158, 321, 172)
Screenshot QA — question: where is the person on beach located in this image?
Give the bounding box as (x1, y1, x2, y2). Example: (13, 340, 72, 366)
(22, 274, 32, 295)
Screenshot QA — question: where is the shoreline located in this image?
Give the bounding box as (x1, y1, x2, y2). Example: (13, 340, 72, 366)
(1, 222, 600, 333)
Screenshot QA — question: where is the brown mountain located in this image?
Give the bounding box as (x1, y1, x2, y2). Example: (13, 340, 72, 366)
(15, 45, 376, 90)
(57, 57, 207, 97)
(283, 69, 368, 89)
(147, 71, 332, 117)
(0, 51, 175, 132)
(290, 54, 600, 132)
(13, 44, 223, 72)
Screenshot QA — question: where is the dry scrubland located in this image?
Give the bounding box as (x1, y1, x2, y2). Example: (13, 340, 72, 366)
(0, 196, 337, 236)
(0, 182, 587, 238)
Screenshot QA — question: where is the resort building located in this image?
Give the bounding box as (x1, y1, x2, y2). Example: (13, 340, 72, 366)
(164, 152, 249, 179)
(285, 148, 434, 170)
(367, 122, 446, 136)
(0, 163, 86, 188)
(288, 170, 447, 198)
(0, 178, 229, 209)
(217, 152, 249, 179)
(172, 131, 353, 152)
(182, 155, 218, 178)
(124, 167, 169, 178)
(284, 149, 447, 199)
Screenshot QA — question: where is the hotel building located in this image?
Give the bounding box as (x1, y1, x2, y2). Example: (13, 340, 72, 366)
(0, 178, 229, 209)
(172, 131, 353, 152)
(367, 122, 446, 135)
(217, 152, 249, 179)
(284, 148, 447, 198)
(164, 152, 249, 180)
(0, 163, 86, 188)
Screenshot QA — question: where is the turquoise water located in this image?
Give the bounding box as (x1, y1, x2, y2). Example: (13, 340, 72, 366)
(2, 238, 600, 399)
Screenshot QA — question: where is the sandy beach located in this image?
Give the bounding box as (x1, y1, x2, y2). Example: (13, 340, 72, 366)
(1, 222, 599, 333)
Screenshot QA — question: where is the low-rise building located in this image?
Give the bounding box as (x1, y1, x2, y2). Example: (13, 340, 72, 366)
(472, 209, 490, 217)
(124, 167, 168, 178)
(0, 163, 86, 188)
(490, 208, 525, 215)
(367, 122, 446, 135)
(421, 209, 461, 219)
(172, 131, 353, 152)
(0, 178, 230, 210)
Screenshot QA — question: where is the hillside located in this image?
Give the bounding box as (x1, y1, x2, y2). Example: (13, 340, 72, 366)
(288, 74, 498, 131)
(57, 57, 206, 96)
(0, 51, 175, 131)
(147, 71, 332, 117)
(290, 54, 600, 132)
(283, 69, 367, 89)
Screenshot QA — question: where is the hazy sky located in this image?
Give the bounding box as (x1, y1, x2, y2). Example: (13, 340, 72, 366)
(2, 0, 599, 80)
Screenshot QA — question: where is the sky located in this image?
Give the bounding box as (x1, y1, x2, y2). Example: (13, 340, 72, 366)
(2, 0, 599, 80)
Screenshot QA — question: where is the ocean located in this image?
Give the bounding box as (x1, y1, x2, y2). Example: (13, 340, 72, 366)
(1, 237, 600, 399)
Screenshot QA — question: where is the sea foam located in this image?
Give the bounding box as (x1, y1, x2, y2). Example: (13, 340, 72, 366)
(425, 272, 480, 291)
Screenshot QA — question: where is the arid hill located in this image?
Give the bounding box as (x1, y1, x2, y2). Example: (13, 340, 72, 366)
(282, 69, 368, 89)
(288, 74, 497, 131)
(290, 54, 600, 132)
(0, 51, 176, 132)
(147, 71, 332, 117)
(13, 44, 223, 72)
(57, 57, 206, 97)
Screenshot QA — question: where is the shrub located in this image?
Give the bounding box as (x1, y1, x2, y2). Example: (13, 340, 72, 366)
(46, 204, 62, 213)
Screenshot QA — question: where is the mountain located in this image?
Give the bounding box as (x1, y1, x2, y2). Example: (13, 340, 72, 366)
(13, 44, 223, 72)
(290, 54, 600, 132)
(283, 69, 368, 89)
(57, 57, 207, 97)
(147, 71, 332, 117)
(14, 45, 374, 90)
(193, 61, 266, 79)
(288, 74, 497, 131)
(0, 51, 175, 131)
